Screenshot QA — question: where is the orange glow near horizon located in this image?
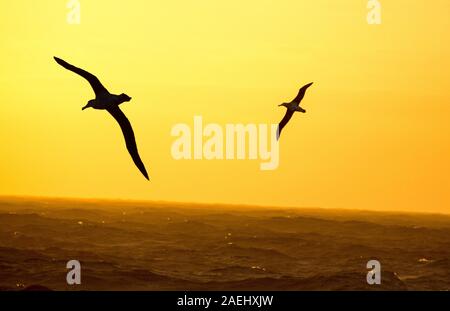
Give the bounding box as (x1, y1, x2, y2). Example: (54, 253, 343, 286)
(0, 1, 449, 213)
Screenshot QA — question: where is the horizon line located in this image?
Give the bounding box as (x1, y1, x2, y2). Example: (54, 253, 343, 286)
(0, 194, 449, 216)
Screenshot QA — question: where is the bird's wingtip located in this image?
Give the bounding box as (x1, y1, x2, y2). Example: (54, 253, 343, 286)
(53, 56, 65, 65)
(142, 171, 150, 181)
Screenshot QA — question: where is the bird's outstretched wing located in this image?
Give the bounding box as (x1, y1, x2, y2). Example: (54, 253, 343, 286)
(277, 110, 294, 140)
(290, 82, 313, 104)
(54, 57, 109, 97)
(106, 105, 149, 180)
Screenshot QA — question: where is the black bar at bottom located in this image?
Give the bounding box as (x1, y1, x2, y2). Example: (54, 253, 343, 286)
(1, 291, 448, 310)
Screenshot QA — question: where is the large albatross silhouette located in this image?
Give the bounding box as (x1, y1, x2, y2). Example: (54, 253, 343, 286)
(54, 57, 149, 180)
(277, 82, 313, 139)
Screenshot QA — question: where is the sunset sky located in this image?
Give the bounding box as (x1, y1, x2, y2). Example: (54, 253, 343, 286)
(0, 1, 449, 213)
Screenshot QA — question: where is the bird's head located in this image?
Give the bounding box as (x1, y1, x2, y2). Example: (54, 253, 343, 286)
(119, 93, 132, 103)
(82, 100, 95, 110)
(279, 103, 288, 108)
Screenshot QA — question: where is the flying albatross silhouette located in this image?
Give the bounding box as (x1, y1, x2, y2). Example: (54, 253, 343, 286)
(277, 82, 313, 139)
(54, 56, 149, 180)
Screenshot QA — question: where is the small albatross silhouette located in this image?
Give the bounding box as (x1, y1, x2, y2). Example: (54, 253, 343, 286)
(277, 82, 313, 139)
(54, 57, 149, 180)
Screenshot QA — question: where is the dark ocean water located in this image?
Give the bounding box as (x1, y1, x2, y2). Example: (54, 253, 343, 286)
(0, 197, 449, 291)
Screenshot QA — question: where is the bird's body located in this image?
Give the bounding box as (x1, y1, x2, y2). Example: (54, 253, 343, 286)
(86, 93, 130, 110)
(282, 102, 306, 113)
(277, 82, 313, 139)
(54, 56, 149, 180)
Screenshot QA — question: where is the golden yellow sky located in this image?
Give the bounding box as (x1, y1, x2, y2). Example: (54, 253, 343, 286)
(0, 1, 449, 213)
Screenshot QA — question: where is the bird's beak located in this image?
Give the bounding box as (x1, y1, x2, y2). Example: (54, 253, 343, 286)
(82, 105, 88, 110)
